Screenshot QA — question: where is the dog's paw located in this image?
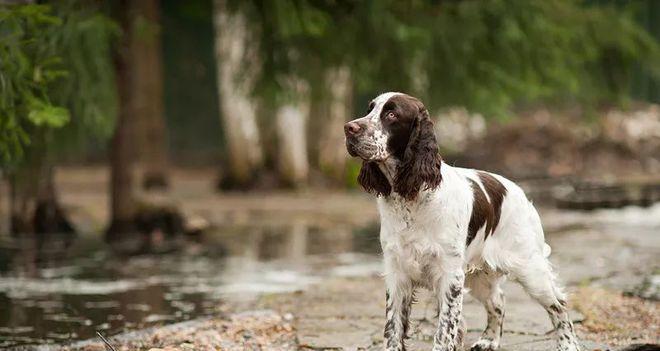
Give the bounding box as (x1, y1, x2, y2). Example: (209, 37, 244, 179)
(470, 338, 499, 351)
(555, 341, 581, 351)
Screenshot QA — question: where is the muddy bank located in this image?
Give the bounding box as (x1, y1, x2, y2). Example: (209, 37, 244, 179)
(39, 205, 660, 350)
(1, 169, 658, 350)
(35, 276, 656, 351)
(446, 106, 660, 180)
(32, 311, 296, 351)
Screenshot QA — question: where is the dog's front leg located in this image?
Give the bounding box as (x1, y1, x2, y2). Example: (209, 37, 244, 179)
(432, 266, 466, 351)
(384, 273, 414, 351)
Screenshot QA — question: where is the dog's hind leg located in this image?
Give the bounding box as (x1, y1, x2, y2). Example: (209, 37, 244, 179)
(510, 255, 581, 351)
(465, 269, 506, 351)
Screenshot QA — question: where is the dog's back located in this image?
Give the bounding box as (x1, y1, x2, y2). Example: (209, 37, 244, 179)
(453, 166, 550, 273)
(345, 92, 580, 351)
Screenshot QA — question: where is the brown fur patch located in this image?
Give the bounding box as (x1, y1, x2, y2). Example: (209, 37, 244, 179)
(358, 161, 392, 197)
(389, 95, 442, 201)
(478, 171, 507, 232)
(466, 172, 507, 246)
(467, 179, 490, 246)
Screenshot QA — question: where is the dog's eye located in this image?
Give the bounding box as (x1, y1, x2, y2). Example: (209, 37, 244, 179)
(385, 112, 396, 121)
(367, 102, 375, 113)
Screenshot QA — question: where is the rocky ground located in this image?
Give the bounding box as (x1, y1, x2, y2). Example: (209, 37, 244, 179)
(54, 276, 657, 351)
(3, 169, 658, 351)
(49, 311, 296, 351)
(50, 205, 659, 351)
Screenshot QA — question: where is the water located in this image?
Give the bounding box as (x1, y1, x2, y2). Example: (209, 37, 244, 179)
(3, 203, 659, 349)
(0, 220, 382, 348)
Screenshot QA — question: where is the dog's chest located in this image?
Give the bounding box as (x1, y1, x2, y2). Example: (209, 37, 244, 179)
(383, 233, 443, 286)
(378, 194, 449, 285)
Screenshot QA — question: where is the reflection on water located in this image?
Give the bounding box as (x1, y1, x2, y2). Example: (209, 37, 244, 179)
(0, 220, 381, 348)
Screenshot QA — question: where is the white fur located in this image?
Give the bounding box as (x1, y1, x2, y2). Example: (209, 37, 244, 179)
(378, 163, 579, 351)
(349, 92, 401, 161)
(361, 92, 581, 351)
(379, 163, 554, 292)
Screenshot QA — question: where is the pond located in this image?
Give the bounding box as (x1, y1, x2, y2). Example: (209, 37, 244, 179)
(2, 201, 659, 349)
(0, 220, 382, 348)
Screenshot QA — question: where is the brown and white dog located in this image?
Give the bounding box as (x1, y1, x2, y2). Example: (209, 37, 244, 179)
(344, 92, 581, 351)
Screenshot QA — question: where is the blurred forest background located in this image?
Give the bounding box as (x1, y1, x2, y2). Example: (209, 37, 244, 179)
(2, 1, 660, 348)
(1, 0, 660, 238)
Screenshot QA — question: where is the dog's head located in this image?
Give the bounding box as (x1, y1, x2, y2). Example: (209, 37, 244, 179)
(344, 92, 442, 200)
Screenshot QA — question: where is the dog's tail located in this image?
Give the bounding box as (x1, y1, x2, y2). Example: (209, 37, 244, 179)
(527, 200, 552, 259)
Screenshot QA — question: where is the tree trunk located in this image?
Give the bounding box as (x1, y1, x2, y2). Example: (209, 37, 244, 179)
(106, 0, 138, 240)
(132, 0, 169, 191)
(9, 136, 74, 236)
(317, 67, 352, 183)
(276, 82, 310, 187)
(33, 164, 74, 235)
(0, 174, 7, 235)
(213, 0, 263, 189)
(10, 166, 38, 235)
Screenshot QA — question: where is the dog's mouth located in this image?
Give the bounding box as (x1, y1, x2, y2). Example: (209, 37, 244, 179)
(346, 140, 360, 157)
(346, 140, 385, 162)
(346, 140, 375, 159)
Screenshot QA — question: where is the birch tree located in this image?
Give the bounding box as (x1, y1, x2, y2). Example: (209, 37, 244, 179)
(275, 84, 310, 186)
(213, 0, 263, 188)
(317, 67, 352, 183)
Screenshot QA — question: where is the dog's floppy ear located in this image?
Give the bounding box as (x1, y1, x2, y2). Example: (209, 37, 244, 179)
(358, 161, 391, 197)
(394, 103, 442, 200)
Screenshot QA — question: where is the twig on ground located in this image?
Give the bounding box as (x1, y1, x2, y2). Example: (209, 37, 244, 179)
(96, 331, 117, 351)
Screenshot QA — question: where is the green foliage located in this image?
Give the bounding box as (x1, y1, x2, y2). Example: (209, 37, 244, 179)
(344, 158, 361, 189)
(229, 0, 660, 118)
(27, 98, 70, 127)
(0, 4, 66, 162)
(162, 0, 222, 158)
(0, 2, 117, 165)
(49, 1, 119, 151)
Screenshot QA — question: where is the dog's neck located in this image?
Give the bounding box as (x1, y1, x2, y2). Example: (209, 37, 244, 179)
(377, 158, 400, 186)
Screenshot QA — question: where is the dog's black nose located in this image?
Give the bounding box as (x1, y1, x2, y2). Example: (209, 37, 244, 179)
(344, 121, 361, 136)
